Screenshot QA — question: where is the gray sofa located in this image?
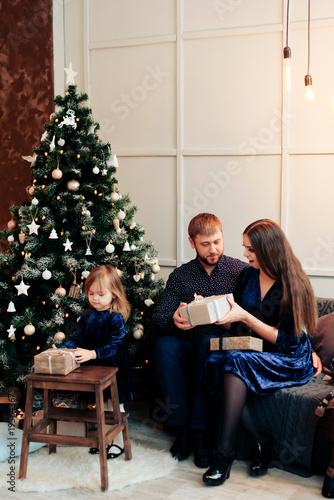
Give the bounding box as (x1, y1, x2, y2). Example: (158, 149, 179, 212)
(243, 298, 334, 476)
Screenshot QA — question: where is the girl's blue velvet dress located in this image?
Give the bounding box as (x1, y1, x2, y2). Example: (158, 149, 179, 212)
(62, 308, 135, 403)
(202, 267, 314, 396)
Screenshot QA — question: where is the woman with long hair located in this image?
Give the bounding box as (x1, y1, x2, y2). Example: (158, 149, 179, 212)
(202, 219, 318, 486)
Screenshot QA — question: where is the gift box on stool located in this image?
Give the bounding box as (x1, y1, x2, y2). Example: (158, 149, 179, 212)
(210, 336, 263, 352)
(34, 349, 80, 375)
(179, 294, 233, 326)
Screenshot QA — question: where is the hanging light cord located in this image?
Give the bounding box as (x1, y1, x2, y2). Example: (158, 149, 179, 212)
(286, 0, 290, 47)
(307, 0, 311, 75)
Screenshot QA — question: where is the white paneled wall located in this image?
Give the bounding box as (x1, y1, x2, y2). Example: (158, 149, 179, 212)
(53, 0, 334, 297)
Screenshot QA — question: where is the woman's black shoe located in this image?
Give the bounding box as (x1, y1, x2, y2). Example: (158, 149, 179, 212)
(202, 449, 236, 486)
(250, 438, 272, 476)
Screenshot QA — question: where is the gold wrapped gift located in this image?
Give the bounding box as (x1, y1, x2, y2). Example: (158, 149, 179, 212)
(34, 348, 80, 375)
(210, 336, 263, 352)
(179, 294, 233, 326)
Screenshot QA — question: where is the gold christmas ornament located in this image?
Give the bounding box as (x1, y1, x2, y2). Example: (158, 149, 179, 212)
(67, 180, 80, 191)
(24, 324, 35, 336)
(133, 326, 144, 340)
(54, 331, 66, 342)
(113, 218, 120, 230)
(52, 168, 63, 180)
(7, 219, 17, 230)
(18, 232, 26, 244)
(55, 286, 66, 297)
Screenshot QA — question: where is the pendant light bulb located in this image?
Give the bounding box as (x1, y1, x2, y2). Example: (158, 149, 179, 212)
(283, 47, 291, 91)
(305, 74, 314, 101)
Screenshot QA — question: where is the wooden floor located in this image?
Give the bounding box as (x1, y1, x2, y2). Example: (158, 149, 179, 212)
(3, 401, 326, 500)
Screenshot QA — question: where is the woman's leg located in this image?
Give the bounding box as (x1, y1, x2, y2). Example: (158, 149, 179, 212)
(203, 372, 247, 486)
(217, 372, 248, 455)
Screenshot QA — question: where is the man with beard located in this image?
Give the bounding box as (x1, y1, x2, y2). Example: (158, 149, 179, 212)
(150, 213, 247, 468)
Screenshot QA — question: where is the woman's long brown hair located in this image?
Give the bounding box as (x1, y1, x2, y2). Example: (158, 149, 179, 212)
(244, 219, 318, 336)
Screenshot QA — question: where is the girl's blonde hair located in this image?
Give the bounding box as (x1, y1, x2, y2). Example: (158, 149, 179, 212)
(84, 265, 131, 322)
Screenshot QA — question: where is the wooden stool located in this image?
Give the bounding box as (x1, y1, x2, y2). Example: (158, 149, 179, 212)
(18, 365, 132, 491)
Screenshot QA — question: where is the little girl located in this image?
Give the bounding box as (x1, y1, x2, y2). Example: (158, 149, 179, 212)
(54, 265, 135, 458)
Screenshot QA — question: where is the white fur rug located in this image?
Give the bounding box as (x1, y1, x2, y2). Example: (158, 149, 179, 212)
(0, 442, 177, 492)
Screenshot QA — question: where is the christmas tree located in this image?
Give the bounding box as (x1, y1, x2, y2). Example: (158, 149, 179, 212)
(0, 65, 164, 393)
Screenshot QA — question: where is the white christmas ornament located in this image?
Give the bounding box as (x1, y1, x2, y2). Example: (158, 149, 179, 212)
(82, 270, 90, 278)
(86, 246, 92, 256)
(133, 275, 141, 282)
(92, 166, 100, 174)
(107, 154, 119, 168)
(102, 169, 107, 176)
(64, 62, 77, 85)
(7, 324, 16, 339)
(7, 235, 14, 242)
(27, 220, 40, 235)
(130, 244, 137, 250)
(144, 299, 153, 307)
(49, 229, 58, 239)
(123, 241, 130, 251)
(41, 131, 48, 142)
(24, 324, 35, 336)
(15, 278, 30, 296)
(105, 242, 115, 254)
(152, 263, 161, 274)
(63, 238, 73, 252)
(59, 109, 77, 130)
(50, 135, 56, 151)
(111, 192, 120, 202)
(42, 269, 52, 280)
(22, 154, 37, 166)
(58, 138, 65, 147)
(31, 197, 39, 206)
(7, 301, 16, 312)
(118, 210, 126, 220)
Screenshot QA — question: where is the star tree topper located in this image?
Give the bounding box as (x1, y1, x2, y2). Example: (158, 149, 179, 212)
(64, 62, 77, 85)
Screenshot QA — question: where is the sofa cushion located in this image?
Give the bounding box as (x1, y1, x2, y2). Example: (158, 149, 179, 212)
(311, 312, 334, 368)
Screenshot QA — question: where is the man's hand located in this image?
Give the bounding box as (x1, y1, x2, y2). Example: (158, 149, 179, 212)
(312, 351, 322, 376)
(74, 348, 97, 363)
(173, 303, 195, 330)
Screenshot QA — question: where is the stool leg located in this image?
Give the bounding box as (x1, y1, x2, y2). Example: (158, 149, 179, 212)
(109, 375, 132, 461)
(18, 381, 34, 479)
(43, 388, 56, 454)
(95, 386, 108, 492)
(122, 417, 132, 461)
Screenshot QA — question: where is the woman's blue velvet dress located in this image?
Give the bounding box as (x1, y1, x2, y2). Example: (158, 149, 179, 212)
(62, 308, 135, 403)
(202, 267, 314, 396)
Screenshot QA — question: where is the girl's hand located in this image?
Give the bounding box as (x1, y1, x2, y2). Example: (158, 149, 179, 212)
(52, 344, 57, 349)
(74, 348, 97, 363)
(215, 296, 247, 325)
